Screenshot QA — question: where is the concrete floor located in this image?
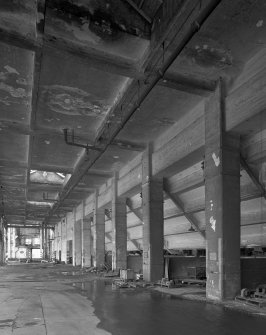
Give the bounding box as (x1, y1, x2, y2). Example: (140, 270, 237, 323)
(0, 263, 110, 335)
(1, 264, 266, 335)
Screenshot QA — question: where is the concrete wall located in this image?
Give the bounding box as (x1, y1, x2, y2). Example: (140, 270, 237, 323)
(168, 256, 266, 289)
(169, 256, 206, 279)
(241, 258, 266, 289)
(127, 255, 142, 273)
(105, 254, 143, 273)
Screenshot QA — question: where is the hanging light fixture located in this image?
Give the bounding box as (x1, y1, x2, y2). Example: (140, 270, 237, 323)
(188, 224, 196, 232)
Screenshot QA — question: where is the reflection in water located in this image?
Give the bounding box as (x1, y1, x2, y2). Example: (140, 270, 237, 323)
(73, 280, 266, 335)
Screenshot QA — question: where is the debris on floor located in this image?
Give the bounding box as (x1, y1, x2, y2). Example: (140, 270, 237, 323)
(136, 273, 143, 280)
(104, 270, 120, 277)
(120, 269, 135, 280)
(235, 284, 266, 308)
(155, 278, 206, 288)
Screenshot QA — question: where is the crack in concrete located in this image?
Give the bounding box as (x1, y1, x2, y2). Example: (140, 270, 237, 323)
(39, 294, 48, 335)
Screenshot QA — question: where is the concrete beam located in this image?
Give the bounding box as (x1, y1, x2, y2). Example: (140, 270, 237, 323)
(31, 163, 73, 174)
(0, 160, 28, 169)
(105, 204, 141, 251)
(158, 73, 216, 97)
(113, 59, 266, 199)
(118, 164, 142, 198)
(153, 115, 205, 178)
(105, 232, 112, 242)
(111, 140, 145, 152)
(44, 0, 223, 224)
(127, 234, 141, 251)
(25, 0, 46, 211)
(0, 26, 143, 79)
(163, 184, 205, 238)
(78, 159, 264, 221)
(7, 225, 45, 229)
(226, 66, 266, 131)
(104, 209, 112, 221)
(126, 198, 143, 222)
(240, 155, 266, 200)
(125, 0, 152, 24)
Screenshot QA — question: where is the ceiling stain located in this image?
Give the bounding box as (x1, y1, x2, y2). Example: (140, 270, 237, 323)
(0, 65, 31, 105)
(184, 44, 233, 68)
(41, 85, 110, 117)
(47, 0, 150, 41)
(0, 83, 27, 98)
(4, 65, 19, 75)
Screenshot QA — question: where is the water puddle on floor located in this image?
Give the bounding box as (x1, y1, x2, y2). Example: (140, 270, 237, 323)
(71, 280, 266, 335)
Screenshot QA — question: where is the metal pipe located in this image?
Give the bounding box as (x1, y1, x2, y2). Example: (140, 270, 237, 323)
(63, 128, 102, 152)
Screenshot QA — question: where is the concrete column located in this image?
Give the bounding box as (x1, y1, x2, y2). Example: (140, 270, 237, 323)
(10, 228, 15, 259)
(7, 228, 11, 260)
(61, 218, 67, 263)
(0, 218, 4, 265)
(71, 210, 76, 265)
(81, 201, 92, 268)
(205, 79, 240, 301)
(82, 218, 91, 267)
(44, 223, 48, 259)
(67, 213, 74, 264)
(40, 223, 44, 259)
(92, 191, 105, 267)
(74, 219, 82, 266)
(57, 222, 61, 261)
(142, 145, 164, 282)
(111, 173, 127, 270)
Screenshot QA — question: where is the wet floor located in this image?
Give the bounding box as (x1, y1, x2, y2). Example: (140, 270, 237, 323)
(74, 280, 266, 335)
(1, 264, 266, 334)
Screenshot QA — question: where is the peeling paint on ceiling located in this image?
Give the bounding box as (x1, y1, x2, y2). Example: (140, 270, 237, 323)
(41, 85, 109, 116)
(184, 43, 233, 69)
(30, 171, 66, 185)
(0, 65, 31, 105)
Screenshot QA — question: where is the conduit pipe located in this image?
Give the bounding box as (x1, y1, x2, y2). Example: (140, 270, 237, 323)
(63, 128, 102, 153)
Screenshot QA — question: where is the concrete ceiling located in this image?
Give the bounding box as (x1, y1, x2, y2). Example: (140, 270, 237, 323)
(0, 0, 266, 239)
